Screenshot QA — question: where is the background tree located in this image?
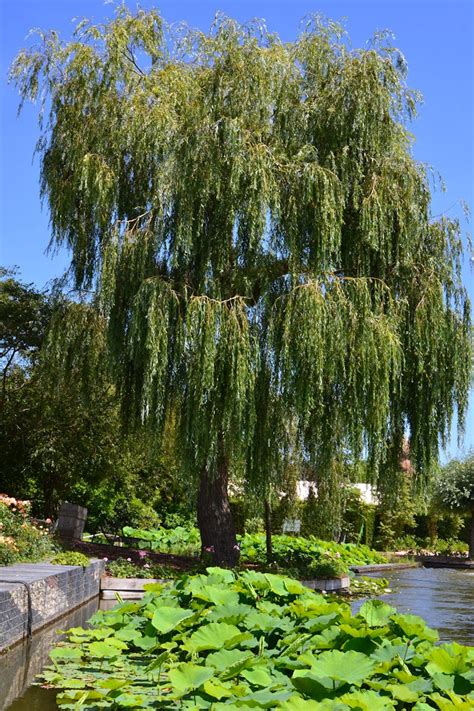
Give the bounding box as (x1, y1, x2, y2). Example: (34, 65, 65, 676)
(11, 7, 471, 565)
(0, 268, 50, 407)
(0, 271, 191, 522)
(434, 454, 474, 559)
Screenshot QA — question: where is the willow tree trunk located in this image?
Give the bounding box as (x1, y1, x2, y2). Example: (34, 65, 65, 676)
(197, 444, 239, 567)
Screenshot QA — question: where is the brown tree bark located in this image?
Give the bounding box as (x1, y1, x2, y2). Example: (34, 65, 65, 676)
(197, 442, 239, 567)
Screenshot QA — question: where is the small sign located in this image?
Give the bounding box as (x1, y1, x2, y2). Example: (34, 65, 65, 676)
(282, 518, 301, 534)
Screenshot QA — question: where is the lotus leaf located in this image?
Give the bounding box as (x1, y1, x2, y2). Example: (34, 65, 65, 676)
(168, 663, 214, 695)
(151, 606, 194, 633)
(183, 622, 242, 652)
(358, 600, 397, 627)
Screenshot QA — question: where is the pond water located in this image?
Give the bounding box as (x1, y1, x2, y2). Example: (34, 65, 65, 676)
(2, 567, 473, 710)
(351, 566, 474, 646)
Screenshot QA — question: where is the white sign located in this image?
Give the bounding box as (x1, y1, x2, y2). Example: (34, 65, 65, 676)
(282, 518, 301, 534)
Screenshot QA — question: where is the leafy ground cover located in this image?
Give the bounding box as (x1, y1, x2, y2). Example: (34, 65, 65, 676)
(240, 534, 386, 576)
(103, 555, 389, 600)
(0, 493, 55, 565)
(121, 526, 387, 578)
(42, 567, 473, 709)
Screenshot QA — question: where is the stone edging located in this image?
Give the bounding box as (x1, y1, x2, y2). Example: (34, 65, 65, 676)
(0, 560, 104, 652)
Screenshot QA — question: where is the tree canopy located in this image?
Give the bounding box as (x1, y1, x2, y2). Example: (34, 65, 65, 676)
(435, 454, 474, 558)
(0, 268, 50, 405)
(11, 6, 472, 564)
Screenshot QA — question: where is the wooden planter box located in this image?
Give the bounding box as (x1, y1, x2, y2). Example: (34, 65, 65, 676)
(100, 576, 169, 599)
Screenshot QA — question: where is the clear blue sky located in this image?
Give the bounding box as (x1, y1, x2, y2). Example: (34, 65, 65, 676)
(0, 0, 473, 458)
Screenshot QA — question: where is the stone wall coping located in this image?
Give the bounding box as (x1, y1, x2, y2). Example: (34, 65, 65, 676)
(0, 559, 105, 652)
(0, 560, 102, 581)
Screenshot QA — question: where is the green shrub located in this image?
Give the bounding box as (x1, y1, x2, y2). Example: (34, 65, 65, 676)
(42, 568, 474, 709)
(391, 535, 468, 556)
(243, 516, 265, 534)
(306, 557, 346, 579)
(429, 537, 468, 556)
(51, 552, 90, 567)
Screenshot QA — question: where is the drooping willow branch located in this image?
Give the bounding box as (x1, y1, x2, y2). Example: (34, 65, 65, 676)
(11, 7, 471, 503)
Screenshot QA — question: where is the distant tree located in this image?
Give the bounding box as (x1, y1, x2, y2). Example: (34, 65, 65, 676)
(0, 268, 50, 406)
(434, 454, 474, 558)
(11, 8, 471, 564)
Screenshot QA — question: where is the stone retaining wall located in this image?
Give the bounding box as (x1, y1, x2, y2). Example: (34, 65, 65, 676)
(0, 560, 104, 652)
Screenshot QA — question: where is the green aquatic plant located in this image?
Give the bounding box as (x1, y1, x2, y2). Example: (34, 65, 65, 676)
(41, 568, 473, 708)
(346, 575, 392, 598)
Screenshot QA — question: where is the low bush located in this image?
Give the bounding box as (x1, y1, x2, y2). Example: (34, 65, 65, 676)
(41, 568, 474, 709)
(0, 493, 55, 566)
(51, 552, 90, 567)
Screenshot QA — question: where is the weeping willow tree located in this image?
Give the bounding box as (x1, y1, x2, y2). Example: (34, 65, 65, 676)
(11, 6, 471, 565)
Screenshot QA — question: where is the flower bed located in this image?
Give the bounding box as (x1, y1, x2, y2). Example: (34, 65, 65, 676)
(0, 493, 55, 566)
(42, 567, 473, 709)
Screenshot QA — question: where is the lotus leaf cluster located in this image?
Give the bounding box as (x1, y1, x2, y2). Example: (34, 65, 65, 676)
(239, 534, 387, 574)
(123, 526, 201, 557)
(42, 568, 473, 709)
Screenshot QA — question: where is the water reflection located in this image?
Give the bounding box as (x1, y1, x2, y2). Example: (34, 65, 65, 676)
(352, 567, 474, 645)
(2, 597, 99, 711)
(6, 688, 57, 711)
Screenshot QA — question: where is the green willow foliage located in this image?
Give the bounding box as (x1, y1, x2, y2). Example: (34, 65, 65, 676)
(11, 8, 471, 494)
